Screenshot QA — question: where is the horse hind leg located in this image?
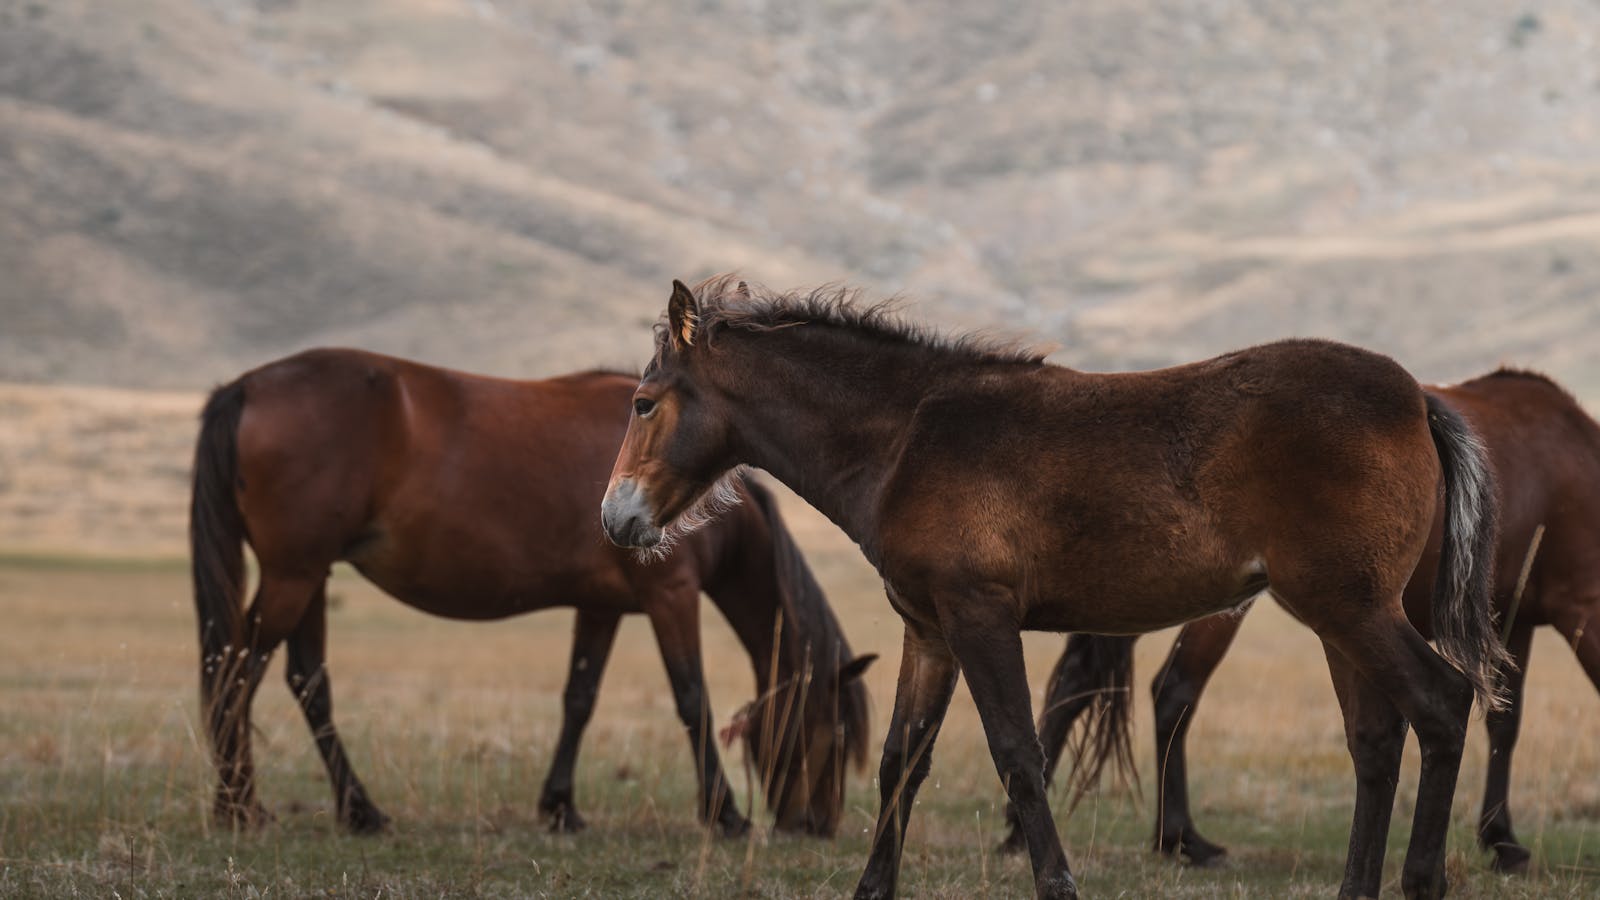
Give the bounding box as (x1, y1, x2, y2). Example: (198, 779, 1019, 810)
(999, 633, 1110, 855)
(1477, 623, 1533, 873)
(284, 581, 388, 833)
(538, 609, 622, 833)
(1321, 642, 1409, 900)
(1324, 612, 1474, 900)
(938, 588, 1077, 900)
(209, 570, 320, 828)
(1150, 613, 1245, 867)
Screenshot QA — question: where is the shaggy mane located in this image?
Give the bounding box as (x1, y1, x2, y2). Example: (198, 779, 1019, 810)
(669, 273, 1047, 367)
(1468, 367, 1577, 401)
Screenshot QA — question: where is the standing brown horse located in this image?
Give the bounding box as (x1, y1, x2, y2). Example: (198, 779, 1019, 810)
(190, 349, 874, 839)
(601, 277, 1505, 900)
(1010, 368, 1600, 874)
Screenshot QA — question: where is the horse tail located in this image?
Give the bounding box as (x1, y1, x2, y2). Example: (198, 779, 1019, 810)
(1425, 392, 1510, 710)
(738, 473, 872, 771)
(1062, 632, 1139, 809)
(191, 380, 249, 724)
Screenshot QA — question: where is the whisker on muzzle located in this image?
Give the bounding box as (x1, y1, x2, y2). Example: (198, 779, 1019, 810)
(633, 467, 747, 563)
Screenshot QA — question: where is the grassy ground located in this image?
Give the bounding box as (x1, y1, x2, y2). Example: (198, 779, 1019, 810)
(1, 548, 1598, 898)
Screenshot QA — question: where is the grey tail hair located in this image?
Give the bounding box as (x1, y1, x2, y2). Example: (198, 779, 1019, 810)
(1425, 392, 1511, 710)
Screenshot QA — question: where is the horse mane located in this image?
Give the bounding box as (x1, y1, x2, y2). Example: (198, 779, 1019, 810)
(1475, 367, 1566, 389)
(735, 472, 872, 771)
(676, 273, 1047, 368)
(1459, 367, 1581, 403)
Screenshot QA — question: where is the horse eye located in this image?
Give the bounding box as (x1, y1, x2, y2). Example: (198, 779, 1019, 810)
(634, 397, 657, 418)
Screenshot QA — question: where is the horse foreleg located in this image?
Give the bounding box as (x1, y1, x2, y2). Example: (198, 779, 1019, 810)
(645, 591, 750, 837)
(1478, 622, 1533, 873)
(538, 609, 622, 833)
(284, 582, 388, 834)
(942, 589, 1077, 900)
(854, 622, 959, 900)
(1150, 612, 1244, 866)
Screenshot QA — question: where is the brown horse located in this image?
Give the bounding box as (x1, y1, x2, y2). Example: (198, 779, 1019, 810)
(601, 276, 1506, 900)
(1011, 368, 1600, 874)
(190, 349, 875, 839)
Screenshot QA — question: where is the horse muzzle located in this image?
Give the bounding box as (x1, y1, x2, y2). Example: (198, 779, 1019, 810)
(601, 478, 663, 548)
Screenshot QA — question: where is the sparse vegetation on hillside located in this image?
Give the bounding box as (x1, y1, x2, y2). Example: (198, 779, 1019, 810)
(2, 0, 1598, 393)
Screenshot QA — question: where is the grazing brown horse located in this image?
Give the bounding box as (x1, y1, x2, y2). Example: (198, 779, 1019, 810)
(601, 277, 1506, 900)
(190, 349, 875, 839)
(1010, 368, 1600, 874)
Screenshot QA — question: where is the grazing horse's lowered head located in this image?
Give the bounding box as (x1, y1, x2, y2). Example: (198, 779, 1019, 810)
(716, 475, 877, 836)
(600, 277, 879, 835)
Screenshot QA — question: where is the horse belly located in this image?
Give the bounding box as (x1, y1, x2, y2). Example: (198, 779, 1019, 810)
(346, 525, 635, 621)
(1022, 557, 1267, 635)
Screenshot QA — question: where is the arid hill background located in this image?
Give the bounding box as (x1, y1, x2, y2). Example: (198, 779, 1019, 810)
(3, 0, 1600, 555)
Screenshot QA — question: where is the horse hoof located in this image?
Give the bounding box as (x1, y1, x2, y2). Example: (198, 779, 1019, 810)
(1490, 842, 1531, 875)
(1183, 841, 1229, 868)
(995, 827, 1028, 856)
(343, 803, 391, 835)
(716, 815, 752, 839)
(216, 798, 273, 830)
(539, 790, 589, 834)
(1401, 870, 1448, 900)
(1156, 828, 1229, 867)
(547, 807, 587, 834)
(1038, 871, 1079, 899)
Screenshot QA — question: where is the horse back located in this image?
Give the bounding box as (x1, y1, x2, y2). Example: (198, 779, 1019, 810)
(233, 348, 662, 617)
(1409, 371, 1600, 628)
(877, 339, 1436, 632)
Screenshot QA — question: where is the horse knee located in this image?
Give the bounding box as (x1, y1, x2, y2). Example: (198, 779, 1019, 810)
(1346, 718, 1408, 782)
(670, 681, 710, 729)
(1413, 681, 1471, 755)
(1151, 668, 1199, 738)
(562, 683, 600, 724)
(1484, 703, 1522, 749)
(992, 744, 1047, 801)
(878, 737, 935, 798)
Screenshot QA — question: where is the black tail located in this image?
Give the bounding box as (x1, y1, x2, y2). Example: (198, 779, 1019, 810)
(1061, 632, 1138, 809)
(1425, 393, 1510, 709)
(191, 381, 248, 723)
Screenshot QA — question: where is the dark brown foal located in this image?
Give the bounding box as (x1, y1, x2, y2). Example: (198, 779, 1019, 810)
(1015, 368, 1600, 874)
(190, 350, 873, 839)
(601, 277, 1506, 899)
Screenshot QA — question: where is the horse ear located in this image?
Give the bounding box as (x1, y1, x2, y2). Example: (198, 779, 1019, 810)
(838, 653, 878, 683)
(734, 280, 751, 301)
(668, 279, 700, 350)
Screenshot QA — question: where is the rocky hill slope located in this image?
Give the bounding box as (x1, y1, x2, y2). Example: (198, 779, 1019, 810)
(2, 0, 1597, 395)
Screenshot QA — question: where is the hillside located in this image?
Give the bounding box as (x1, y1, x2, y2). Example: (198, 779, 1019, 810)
(2, 0, 1597, 396)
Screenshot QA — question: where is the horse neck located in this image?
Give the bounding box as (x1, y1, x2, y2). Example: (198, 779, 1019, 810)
(708, 328, 939, 560)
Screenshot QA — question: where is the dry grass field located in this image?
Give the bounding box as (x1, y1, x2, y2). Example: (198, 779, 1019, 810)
(2, 381, 1600, 896)
(2, 501, 1599, 897)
